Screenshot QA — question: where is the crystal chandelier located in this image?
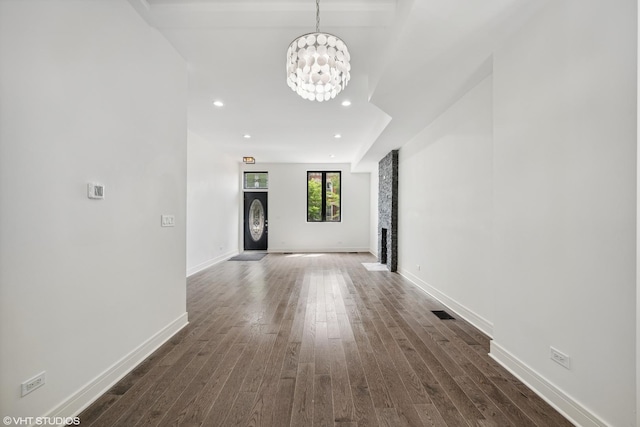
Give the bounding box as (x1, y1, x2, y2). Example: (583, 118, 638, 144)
(286, 0, 351, 102)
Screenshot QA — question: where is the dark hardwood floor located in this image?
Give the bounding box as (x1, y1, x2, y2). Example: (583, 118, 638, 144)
(77, 253, 573, 426)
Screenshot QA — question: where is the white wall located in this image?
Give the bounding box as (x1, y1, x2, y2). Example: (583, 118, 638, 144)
(490, 1, 636, 426)
(387, 1, 636, 425)
(397, 76, 494, 336)
(637, 4, 640, 424)
(243, 163, 370, 252)
(0, 0, 187, 420)
(636, 3, 640, 426)
(186, 131, 240, 275)
(369, 169, 379, 256)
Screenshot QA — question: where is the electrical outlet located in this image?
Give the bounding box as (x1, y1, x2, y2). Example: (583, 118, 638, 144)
(161, 215, 175, 227)
(21, 372, 46, 397)
(550, 347, 571, 370)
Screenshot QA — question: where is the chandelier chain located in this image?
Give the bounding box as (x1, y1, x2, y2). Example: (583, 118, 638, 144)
(316, 0, 320, 32)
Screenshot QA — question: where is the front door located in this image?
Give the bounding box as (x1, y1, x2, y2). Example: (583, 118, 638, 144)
(244, 192, 268, 250)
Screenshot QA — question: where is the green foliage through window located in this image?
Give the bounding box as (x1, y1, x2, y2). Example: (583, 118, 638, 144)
(307, 171, 341, 222)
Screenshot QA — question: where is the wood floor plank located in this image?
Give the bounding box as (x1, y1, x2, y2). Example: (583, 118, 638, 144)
(350, 320, 394, 409)
(313, 374, 333, 427)
(173, 342, 247, 426)
(376, 407, 409, 427)
(240, 331, 278, 392)
(343, 340, 381, 427)
(289, 275, 311, 343)
(376, 300, 488, 425)
(82, 364, 171, 427)
(135, 340, 213, 427)
(395, 337, 470, 427)
(220, 390, 257, 426)
(453, 374, 515, 427)
(247, 322, 295, 426)
(77, 253, 573, 427)
(438, 339, 525, 427)
(355, 314, 426, 426)
(249, 296, 301, 425)
(327, 309, 341, 340)
(414, 403, 449, 427)
(315, 321, 331, 376)
(281, 341, 302, 380)
(328, 338, 356, 424)
(270, 377, 296, 427)
(370, 313, 431, 405)
(156, 318, 257, 425)
(102, 339, 206, 427)
(290, 362, 315, 427)
(75, 393, 118, 426)
(201, 327, 266, 427)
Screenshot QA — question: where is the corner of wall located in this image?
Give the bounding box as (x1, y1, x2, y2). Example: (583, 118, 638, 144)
(186, 250, 239, 277)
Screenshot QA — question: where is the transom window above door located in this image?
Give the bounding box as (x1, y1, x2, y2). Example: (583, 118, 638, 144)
(244, 172, 268, 190)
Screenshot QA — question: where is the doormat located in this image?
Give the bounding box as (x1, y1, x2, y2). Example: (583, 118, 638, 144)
(361, 262, 389, 271)
(431, 310, 455, 320)
(228, 253, 267, 261)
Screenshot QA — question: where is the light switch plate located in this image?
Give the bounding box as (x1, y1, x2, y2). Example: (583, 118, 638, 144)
(87, 183, 105, 199)
(161, 215, 175, 227)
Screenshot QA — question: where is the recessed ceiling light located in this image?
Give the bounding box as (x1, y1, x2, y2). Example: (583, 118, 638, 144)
(341, 100, 351, 107)
(213, 100, 224, 107)
(329, 154, 336, 158)
(334, 134, 342, 139)
(243, 134, 251, 139)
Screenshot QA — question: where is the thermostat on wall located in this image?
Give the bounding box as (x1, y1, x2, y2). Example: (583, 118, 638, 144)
(87, 183, 105, 199)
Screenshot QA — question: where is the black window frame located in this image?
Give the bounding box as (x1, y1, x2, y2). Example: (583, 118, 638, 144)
(307, 171, 341, 222)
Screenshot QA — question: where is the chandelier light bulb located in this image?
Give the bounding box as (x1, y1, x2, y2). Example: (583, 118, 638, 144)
(286, 0, 350, 102)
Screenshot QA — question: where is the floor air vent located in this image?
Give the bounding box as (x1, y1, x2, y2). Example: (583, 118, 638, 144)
(432, 310, 455, 320)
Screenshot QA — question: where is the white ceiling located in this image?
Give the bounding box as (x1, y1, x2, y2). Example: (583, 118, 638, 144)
(128, 0, 542, 171)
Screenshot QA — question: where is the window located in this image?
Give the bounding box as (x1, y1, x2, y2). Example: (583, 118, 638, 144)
(244, 172, 268, 189)
(307, 171, 341, 222)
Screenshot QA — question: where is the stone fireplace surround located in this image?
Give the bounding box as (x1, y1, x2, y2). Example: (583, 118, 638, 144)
(378, 150, 398, 272)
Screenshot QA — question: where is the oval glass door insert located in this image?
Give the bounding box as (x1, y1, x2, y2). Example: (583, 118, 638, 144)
(249, 199, 265, 242)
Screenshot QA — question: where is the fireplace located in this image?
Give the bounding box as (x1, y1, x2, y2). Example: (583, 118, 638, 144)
(380, 228, 388, 264)
(378, 150, 398, 271)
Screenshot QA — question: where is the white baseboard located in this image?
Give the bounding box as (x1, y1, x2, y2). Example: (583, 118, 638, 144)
(398, 270, 608, 426)
(398, 268, 494, 338)
(187, 250, 238, 277)
(267, 247, 371, 254)
(490, 341, 608, 427)
(46, 313, 189, 425)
